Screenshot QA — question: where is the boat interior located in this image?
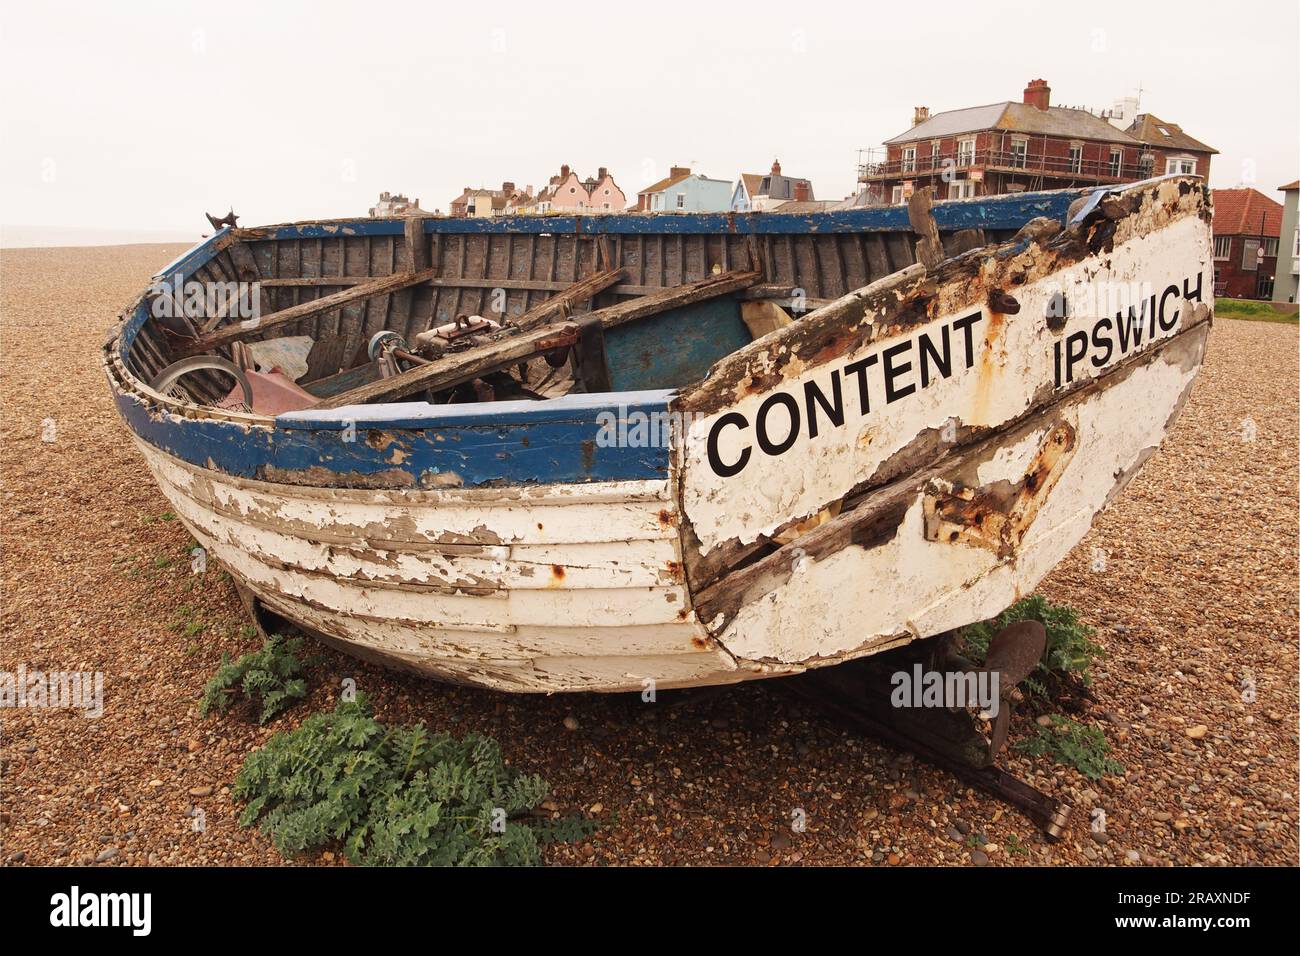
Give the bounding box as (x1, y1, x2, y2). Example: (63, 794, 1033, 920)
(119, 191, 1078, 419)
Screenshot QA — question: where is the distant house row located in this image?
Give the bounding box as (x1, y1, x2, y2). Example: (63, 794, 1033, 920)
(634, 160, 821, 213)
(448, 165, 628, 218)
(437, 160, 825, 218)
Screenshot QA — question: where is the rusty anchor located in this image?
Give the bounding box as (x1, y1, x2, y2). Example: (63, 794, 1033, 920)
(205, 209, 239, 232)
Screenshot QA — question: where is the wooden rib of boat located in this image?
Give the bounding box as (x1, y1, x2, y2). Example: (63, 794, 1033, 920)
(103, 177, 1213, 692)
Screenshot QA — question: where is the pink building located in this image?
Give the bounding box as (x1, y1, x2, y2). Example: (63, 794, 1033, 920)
(530, 165, 626, 214)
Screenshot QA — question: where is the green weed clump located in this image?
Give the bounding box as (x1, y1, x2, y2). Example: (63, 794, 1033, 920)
(199, 633, 308, 724)
(233, 696, 598, 866)
(1013, 714, 1124, 781)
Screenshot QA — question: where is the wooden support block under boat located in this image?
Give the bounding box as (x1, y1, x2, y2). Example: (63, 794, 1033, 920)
(171, 267, 439, 358)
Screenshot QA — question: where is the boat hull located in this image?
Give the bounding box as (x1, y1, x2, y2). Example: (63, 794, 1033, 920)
(104, 178, 1213, 692)
(132, 442, 740, 692)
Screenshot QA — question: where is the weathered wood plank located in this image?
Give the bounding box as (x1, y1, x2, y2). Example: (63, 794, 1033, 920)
(510, 268, 624, 332)
(312, 322, 580, 409)
(174, 268, 438, 357)
(585, 269, 760, 331)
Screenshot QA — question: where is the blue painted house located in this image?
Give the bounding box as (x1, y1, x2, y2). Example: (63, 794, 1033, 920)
(636, 167, 733, 213)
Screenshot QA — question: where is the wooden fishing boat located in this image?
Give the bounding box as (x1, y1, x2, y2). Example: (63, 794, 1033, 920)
(103, 176, 1212, 693)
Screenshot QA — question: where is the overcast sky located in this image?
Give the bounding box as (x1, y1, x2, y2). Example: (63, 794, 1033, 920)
(1, 0, 1296, 244)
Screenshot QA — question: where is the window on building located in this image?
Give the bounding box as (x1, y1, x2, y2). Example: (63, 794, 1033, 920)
(902, 147, 916, 173)
(930, 141, 940, 167)
(1010, 139, 1027, 168)
(1213, 236, 1232, 259)
(1294, 228, 1300, 258)
(676, 193, 685, 210)
(1261, 238, 1278, 257)
(948, 179, 975, 200)
(1139, 152, 1154, 174)
(1068, 145, 1083, 174)
(956, 139, 975, 167)
(1241, 238, 1260, 271)
(890, 185, 904, 205)
(1166, 156, 1197, 175)
(1109, 148, 1123, 177)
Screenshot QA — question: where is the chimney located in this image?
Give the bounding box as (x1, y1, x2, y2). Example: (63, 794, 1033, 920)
(1023, 78, 1051, 111)
(560, 164, 570, 179)
(771, 158, 782, 176)
(598, 166, 607, 180)
(502, 181, 515, 195)
(913, 106, 929, 126)
(793, 180, 810, 202)
(526, 184, 533, 196)
(669, 165, 690, 178)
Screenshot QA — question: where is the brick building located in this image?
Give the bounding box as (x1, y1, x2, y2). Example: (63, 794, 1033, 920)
(448, 182, 531, 218)
(1211, 188, 1284, 300)
(858, 79, 1216, 205)
(1123, 114, 1216, 181)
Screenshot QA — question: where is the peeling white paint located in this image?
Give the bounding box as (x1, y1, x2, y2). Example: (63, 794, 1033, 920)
(682, 210, 1211, 554)
(712, 339, 1204, 664)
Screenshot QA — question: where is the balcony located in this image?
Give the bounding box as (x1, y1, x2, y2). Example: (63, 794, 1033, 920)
(857, 148, 1149, 185)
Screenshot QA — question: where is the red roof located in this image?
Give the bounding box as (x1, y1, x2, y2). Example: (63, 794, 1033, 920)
(1211, 188, 1283, 237)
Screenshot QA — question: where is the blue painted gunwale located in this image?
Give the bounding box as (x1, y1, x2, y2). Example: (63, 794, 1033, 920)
(108, 187, 1086, 489)
(113, 386, 673, 486)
